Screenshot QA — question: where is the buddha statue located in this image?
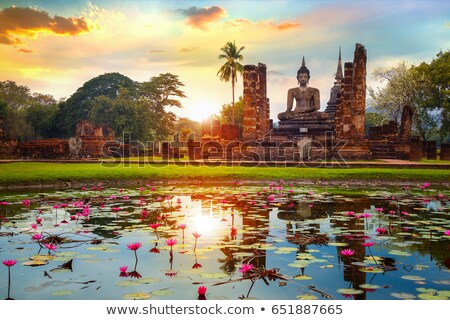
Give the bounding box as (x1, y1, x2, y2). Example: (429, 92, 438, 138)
(278, 57, 327, 121)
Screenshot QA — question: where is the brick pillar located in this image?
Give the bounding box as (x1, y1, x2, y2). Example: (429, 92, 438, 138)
(338, 62, 354, 139)
(440, 143, 450, 160)
(243, 65, 257, 140)
(256, 63, 268, 139)
(426, 141, 437, 160)
(202, 118, 211, 137)
(408, 136, 422, 161)
(352, 43, 366, 138)
(211, 119, 221, 138)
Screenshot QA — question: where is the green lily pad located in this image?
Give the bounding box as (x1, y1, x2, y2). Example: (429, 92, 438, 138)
(359, 284, 380, 289)
(200, 272, 229, 279)
(51, 290, 75, 296)
(151, 289, 174, 296)
(402, 275, 426, 281)
(391, 292, 416, 300)
(417, 293, 448, 300)
(116, 280, 141, 287)
(123, 292, 152, 300)
(30, 254, 54, 261)
(359, 267, 384, 273)
(337, 288, 364, 295)
(22, 260, 48, 266)
(136, 277, 161, 284)
(328, 242, 349, 247)
(296, 294, 318, 300)
(294, 275, 312, 280)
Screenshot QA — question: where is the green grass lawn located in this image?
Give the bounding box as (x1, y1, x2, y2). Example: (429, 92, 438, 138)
(0, 162, 449, 186)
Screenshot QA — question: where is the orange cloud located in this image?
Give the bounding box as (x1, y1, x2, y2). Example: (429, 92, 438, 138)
(0, 6, 90, 46)
(275, 22, 301, 31)
(225, 18, 300, 31)
(179, 47, 198, 53)
(176, 6, 227, 30)
(18, 48, 33, 53)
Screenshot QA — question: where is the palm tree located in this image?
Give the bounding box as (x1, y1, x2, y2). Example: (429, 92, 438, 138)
(217, 41, 245, 126)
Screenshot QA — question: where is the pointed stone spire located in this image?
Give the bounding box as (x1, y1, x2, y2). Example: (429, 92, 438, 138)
(302, 56, 305, 67)
(335, 46, 343, 81)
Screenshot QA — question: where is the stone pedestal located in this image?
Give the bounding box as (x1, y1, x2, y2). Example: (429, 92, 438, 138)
(188, 140, 201, 160)
(408, 136, 422, 161)
(426, 141, 437, 160)
(440, 143, 450, 160)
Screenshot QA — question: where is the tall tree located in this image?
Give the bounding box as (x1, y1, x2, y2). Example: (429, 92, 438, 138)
(217, 41, 245, 126)
(55, 72, 136, 137)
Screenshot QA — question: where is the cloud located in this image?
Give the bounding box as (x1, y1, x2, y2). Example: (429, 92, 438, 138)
(274, 22, 301, 31)
(175, 6, 227, 30)
(149, 49, 165, 54)
(225, 18, 300, 31)
(179, 47, 198, 53)
(18, 48, 33, 53)
(0, 6, 90, 46)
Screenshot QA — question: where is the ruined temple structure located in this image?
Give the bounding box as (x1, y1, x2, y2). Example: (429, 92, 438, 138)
(191, 43, 416, 162)
(75, 120, 115, 158)
(0, 120, 117, 160)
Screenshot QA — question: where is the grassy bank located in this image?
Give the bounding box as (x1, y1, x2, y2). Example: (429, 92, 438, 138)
(0, 162, 449, 187)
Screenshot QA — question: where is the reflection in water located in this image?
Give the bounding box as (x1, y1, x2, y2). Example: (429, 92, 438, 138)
(0, 184, 449, 300)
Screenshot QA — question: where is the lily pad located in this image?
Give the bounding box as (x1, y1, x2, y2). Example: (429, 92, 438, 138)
(417, 293, 448, 300)
(328, 242, 349, 247)
(337, 288, 364, 295)
(296, 294, 318, 300)
(200, 272, 229, 279)
(116, 280, 141, 287)
(401, 275, 426, 281)
(391, 292, 416, 300)
(51, 290, 75, 296)
(30, 254, 54, 261)
(151, 289, 174, 296)
(294, 275, 312, 280)
(123, 292, 152, 300)
(135, 278, 160, 284)
(22, 260, 48, 266)
(359, 284, 380, 289)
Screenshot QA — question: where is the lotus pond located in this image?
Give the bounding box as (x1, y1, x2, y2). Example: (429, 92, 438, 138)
(1, 181, 449, 300)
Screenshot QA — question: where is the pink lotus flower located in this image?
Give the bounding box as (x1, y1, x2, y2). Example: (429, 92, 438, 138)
(119, 266, 128, 277)
(32, 233, 43, 241)
(165, 238, 177, 247)
(340, 249, 355, 256)
(127, 242, 142, 251)
(45, 243, 58, 251)
(376, 227, 387, 235)
(178, 224, 187, 230)
(345, 211, 355, 216)
(35, 217, 42, 224)
(2, 260, 17, 267)
(362, 241, 375, 247)
(192, 232, 201, 239)
(197, 286, 207, 295)
(361, 213, 372, 218)
(444, 230, 450, 236)
(22, 199, 30, 207)
(112, 207, 121, 212)
(401, 211, 409, 216)
(230, 226, 237, 234)
(149, 223, 161, 230)
(123, 196, 129, 200)
(239, 263, 254, 274)
(389, 210, 396, 215)
(375, 208, 383, 213)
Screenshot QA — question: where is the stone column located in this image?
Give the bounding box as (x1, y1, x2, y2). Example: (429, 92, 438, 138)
(426, 141, 437, 160)
(408, 136, 422, 161)
(440, 143, 450, 160)
(243, 65, 257, 140)
(352, 43, 367, 139)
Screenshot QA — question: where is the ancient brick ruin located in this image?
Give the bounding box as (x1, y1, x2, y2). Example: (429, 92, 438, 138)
(0, 120, 116, 160)
(242, 63, 271, 140)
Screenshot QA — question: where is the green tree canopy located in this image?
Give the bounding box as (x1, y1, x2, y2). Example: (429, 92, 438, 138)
(55, 72, 136, 136)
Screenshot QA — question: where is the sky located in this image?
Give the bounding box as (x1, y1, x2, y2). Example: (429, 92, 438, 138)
(0, 0, 449, 122)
